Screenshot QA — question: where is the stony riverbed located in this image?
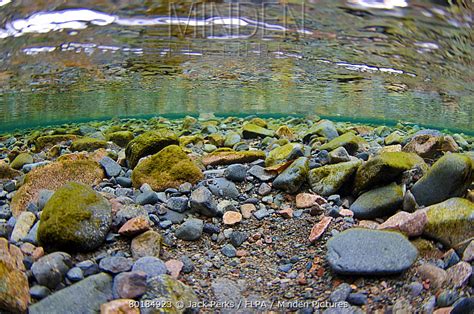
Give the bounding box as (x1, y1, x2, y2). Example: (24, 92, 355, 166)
(0, 115, 473, 313)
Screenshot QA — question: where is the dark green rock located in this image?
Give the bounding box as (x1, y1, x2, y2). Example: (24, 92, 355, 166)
(411, 153, 473, 206)
(320, 132, 367, 155)
(125, 129, 178, 168)
(308, 159, 361, 196)
(241, 123, 274, 139)
(350, 183, 404, 219)
(273, 157, 309, 193)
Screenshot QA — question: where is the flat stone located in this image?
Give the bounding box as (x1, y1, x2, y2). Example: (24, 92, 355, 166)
(417, 264, 447, 290)
(248, 165, 277, 181)
(309, 216, 333, 242)
(240, 203, 256, 219)
(165, 259, 183, 279)
(446, 261, 472, 288)
(378, 210, 427, 237)
(296, 193, 325, 209)
(135, 191, 158, 205)
(99, 256, 133, 274)
(132, 257, 167, 279)
(29, 273, 113, 314)
(223, 211, 242, 225)
(10, 211, 36, 243)
(166, 196, 189, 213)
(327, 228, 418, 275)
(118, 216, 150, 237)
(273, 157, 309, 194)
(100, 156, 122, 177)
(130, 230, 162, 259)
(175, 218, 203, 241)
(113, 271, 147, 299)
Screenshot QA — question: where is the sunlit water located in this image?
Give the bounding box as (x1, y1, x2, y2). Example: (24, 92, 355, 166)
(0, 0, 472, 133)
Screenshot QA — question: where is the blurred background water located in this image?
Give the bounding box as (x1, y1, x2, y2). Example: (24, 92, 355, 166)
(0, 0, 472, 133)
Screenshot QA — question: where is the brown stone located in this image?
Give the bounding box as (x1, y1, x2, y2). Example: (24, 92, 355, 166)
(358, 220, 380, 229)
(0, 238, 30, 313)
(118, 217, 150, 237)
(32, 247, 44, 261)
(100, 299, 140, 314)
(202, 150, 266, 166)
(378, 210, 427, 237)
(446, 261, 472, 288)
(308, 216, 332, 243)
(130, 230, 162, 259)
(403, 135, 459, 158)
(416, 264, 447, 290)
(20, 242, 36, 256)
(338, 208, 353, 217)
(277, 208, 293, 218)
(433, 308, 453, 314)
(296, 193, 326, 208)
(223, 211, 242, 225)
(10, 159, 104, 217)
(0, 161, 21, 180)
(165, 259, 183, 279)
(236, 250, 248, 257)
(114, 271, 147, 299)
(380, 144, 402, 153)
(240, 204, 256, 219)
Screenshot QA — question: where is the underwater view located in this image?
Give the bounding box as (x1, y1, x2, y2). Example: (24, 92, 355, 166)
(0, 0, 473, 313)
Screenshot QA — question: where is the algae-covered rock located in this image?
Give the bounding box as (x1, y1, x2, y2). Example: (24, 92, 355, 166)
(411, 153, 472, 206)
(423, 197, 474, 248)
(132, 145, 203, 191)
(273, 157, 309, 193)
(224, 132, 241, 147)
(275, 125, 296, 140)
(241, 123, 274, 139)
(308, 159, 361, 196)
(320, 132, 367, 155)
(125, 129, 178, 168)
(354, 152, 427, 194)
(202, 148, 265, 166)
(70, 137, 107, 152)
(0, 161, 21, 180)
(11, 159, 105, 217)
(249, 117, 267, 128)
(206, 133, 224, 147)
(303, 119, 338, 141)
(107, 131, 134, 147)
(265, 143, 304, 167)
(350, 183, 404, 219)
(10, 153, 33, 170)
(140, 274, 198, 314)
(385, 131, 405, 145)
(34, 134, 77, 151)
(38, 182, 112, 252)
(179, 135, 204, 147)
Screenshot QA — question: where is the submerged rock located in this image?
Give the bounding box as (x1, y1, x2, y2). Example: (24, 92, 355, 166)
(303, 119, 338, 141)
(70, 137, 107, 152)
(38, 182, 112, 252)
(125, 129, 178, 168)
(308, 159, 361, 196)
(10, 158, 104, 217)
(34, 134, 77, 151)
(353, 152, 427, 194)
(241, 123, 274, 138)
(423, 197, 474, 248)
(411, 153, 472, 206)
(403, 134, 459, 158)
(265, 143, 304, 167)
(0, 238, 30, 313)
(131, 145, 203, 191)
(10, 152, 33, 170)
(0, 161, 21, 180)
(273, 157, 309, 193)
(29, 273, 113, 314)
(106, 130, 134, 147)
(350, 183, 404, 219)
(140, 274, 198, 314)
(202, 148, 265, 166)
(327, 228, 418, 275)
(320, 132, 367, 155)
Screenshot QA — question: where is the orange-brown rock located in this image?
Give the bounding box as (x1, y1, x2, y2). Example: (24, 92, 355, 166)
(118, 217, 150, 237)
(308, 216, 332, 243)
(0, 237, 30, 313)
(10, 159, 104, 217)
(223, 211, 242, 225)
(100, 299, 139, 314)
(202, 149, 265, 166)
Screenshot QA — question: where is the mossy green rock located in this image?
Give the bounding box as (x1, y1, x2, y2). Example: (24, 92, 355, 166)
(273, 157, 309, 193)
(35, 134, 77, 151)
(411, 153, 473, 206)
(0, 162, 21, 180)
(303, 119, 338, 141)
(350, 183, 404, 219)
(132, 145, 203, 191)
(423, 198, 474, 248)
(140, 274, 198, 314)
(308, 159, 361, 196)
(10, 153, 33, 170)
(354, 152, 427, 194)
(38, 182, 112, 252)
(265, 143, 303, 167)
(385, 131, 405, 145)
(320, 132, 367, 155)
(125, 129, 178, 168)
(106, 131, 134, 147)
(242, 123, 274, 139)
(202, 148, 266, 166)
(70, 137, 107, 152)
(224, 132, 241, 147)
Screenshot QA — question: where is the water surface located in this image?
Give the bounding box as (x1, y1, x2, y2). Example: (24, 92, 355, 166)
(0, 0, 472, 132)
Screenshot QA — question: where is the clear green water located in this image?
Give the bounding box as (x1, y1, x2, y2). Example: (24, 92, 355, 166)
(0, 0, 472, 133)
